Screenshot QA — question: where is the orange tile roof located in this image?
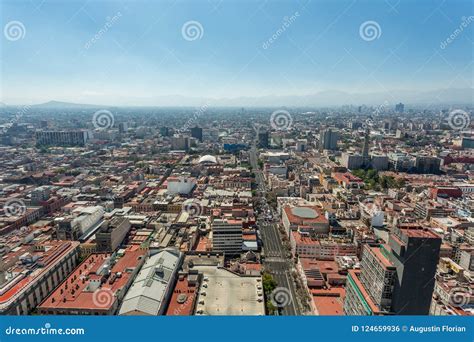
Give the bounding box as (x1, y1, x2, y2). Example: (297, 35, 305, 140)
(39, 249, 145, 312)
(313, 296, 343, 315)
(165, 275, 197, 316)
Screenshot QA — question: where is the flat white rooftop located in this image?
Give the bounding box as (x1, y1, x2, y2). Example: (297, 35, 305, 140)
(193, 265, 264, 316)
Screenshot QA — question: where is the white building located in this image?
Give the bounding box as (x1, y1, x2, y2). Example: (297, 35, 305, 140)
(167, 175, 196, 195)
(193, 266, 265, 315)
(56, 206, 105, 240)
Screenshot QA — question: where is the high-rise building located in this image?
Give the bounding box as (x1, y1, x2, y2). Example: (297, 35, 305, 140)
(344, 245, 396, 315)
(415, 156, 441, 174)
(118, 122, 128, 133)
(341, 152, 364, 170)
(362, 126, 370, 159)
(258, 130, 269, 148)
(95, 217, 132, 252)
(171, 135, 190, 151)
(36, 130, 90, 146)
(344, 227, 441, 315)
(212, 219, 243, 254)
(395, 103, 405, 113)
(388, 226, 441, 315)
(319, 128, 339, 151)
(191, 126, 203, 142)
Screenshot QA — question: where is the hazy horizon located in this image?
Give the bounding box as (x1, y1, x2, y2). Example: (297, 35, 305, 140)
(1, 0, 473, 107)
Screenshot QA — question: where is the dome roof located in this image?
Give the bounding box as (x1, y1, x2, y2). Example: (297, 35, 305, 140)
(198, 155, 217, 164)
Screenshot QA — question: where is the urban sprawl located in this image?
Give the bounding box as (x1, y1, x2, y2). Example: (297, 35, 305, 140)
(0, 103, 472, 316)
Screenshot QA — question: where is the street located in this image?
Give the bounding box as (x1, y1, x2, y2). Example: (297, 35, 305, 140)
(250, 141, 301, 316)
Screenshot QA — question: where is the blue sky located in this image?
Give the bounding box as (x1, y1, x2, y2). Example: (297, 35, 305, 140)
(1, 0, 473, 105)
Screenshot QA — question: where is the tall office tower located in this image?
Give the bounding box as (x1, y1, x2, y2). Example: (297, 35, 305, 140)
(362, 126, 370, 158)
(344, 227, 441, 315)
(361, 126, 371, 168)
(344, 244, 396, 315)
(191, 126, 203, 142)
(319, 128, 339, 151)
(388, 226, 441, 315)
(395, 102, 405, 113)
(258, 130, 269, 148)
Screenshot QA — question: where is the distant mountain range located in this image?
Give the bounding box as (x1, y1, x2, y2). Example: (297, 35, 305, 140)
(30, 100, 102, 109)
(2, 88, 473, 108)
